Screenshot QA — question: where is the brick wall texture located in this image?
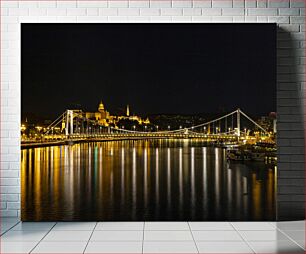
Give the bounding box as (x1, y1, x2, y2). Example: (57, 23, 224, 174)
(0, 0, 305, 220)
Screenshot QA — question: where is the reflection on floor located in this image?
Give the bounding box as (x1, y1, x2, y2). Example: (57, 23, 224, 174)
(0, 219, 304, 253)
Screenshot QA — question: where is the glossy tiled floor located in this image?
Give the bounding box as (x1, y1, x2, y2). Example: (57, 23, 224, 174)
(0, 219, 304, 253)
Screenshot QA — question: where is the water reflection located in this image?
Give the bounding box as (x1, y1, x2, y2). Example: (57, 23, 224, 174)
(155, 147, 159, 219)
(167, 148, 171, 211)
(179, 147, 183, 216)
(21, 140, 276, 221)
(144, 148, 147, 208)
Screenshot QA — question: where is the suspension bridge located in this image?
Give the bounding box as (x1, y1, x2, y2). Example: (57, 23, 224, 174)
(20, 108, 274, 148)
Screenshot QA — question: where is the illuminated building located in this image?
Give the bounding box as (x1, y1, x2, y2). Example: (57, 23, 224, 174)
(85, 101, 110, 126)
(85, 101, 150, 127)
(256, 112, 276, 133)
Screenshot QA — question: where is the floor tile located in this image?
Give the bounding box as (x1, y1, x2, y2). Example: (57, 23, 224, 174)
(11, 222, 56, 231)
(90, 230, 143, 241)
(0, 241, 37, 253)
(282, 230, 305, 241)
(1, 226, 15, 235)
(189, 222, 234, 231)
(0, 220, 304, 254)
(0, 218, 20, 224)
(0, 229, 8, 235)
(239, 230, 291, 241)
(32, 241, 87, 253)
(145, 222, 190, 230)
(144, 230, 193, 241)
(85, 241, 142, 253)
(248, 241, 305, 253)
(0, 220, 21, 234)
(197, 241, 253, 253)
(268, 222, 278, 229)
(276, 221, 305, 231)
(192, 230, 243, 241)
(232, 222, 276, 231)
(295, 240, 306, 250)
(0, 230, 48, 242)
(143, 241, 198, 253)
(52, 222, 96, 231)
(1, 221, 20, 229)
(282, 230, 305, 249)
(295, 240, 305, 250)
(42, 230, 92, 242)
(95, 222, 144, 231)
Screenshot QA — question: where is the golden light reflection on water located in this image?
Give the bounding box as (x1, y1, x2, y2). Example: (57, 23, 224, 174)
(155, 147, 159, 209)
(167, 148, 171, 210)
(252, 172, 262, 220)
(21, 140, 276, 221)
(215, 148, 220, 215)
(179, 147, 183, 215)
(144, 148, 148, 208)
(190, 147, 195, 208)
(202, 147, 208, 215)
(121, 147, 125, 207)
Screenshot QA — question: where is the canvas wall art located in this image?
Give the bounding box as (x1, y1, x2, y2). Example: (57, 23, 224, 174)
(21, 24, 276, 221)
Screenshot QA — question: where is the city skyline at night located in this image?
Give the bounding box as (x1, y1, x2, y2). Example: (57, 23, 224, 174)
(22, 24, 276, 120)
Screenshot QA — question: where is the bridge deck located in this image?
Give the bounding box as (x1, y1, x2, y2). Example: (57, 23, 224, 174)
(21, 135, 239, 149)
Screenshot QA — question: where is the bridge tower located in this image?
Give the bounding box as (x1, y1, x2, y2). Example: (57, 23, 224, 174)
(65, 110, 74, 136)
(65, 110, 69, 136)
(237, 108, 240, 137)
(70, 110, 73, 135)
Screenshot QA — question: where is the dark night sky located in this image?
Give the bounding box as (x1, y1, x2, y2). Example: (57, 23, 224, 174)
(22, 24, 276, 119)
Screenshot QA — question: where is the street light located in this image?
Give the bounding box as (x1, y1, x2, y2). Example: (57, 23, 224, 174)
(156, 125, 159, 131)
(21, 124, 26, 131)
(168, 125, 170, 130)
(35, 126, 42, 131)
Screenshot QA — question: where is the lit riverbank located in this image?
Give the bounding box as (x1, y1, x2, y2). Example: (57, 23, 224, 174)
(21, 137, 239, 149)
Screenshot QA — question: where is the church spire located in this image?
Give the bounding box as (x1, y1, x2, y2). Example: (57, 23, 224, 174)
(126, 104, 130, 117)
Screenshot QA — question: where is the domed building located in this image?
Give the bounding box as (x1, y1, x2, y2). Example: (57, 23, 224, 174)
(85, 101, 110, 126)
(97, 101, 110, 119)
(98, 101, 104, 112)
(85, 100, 150, 127)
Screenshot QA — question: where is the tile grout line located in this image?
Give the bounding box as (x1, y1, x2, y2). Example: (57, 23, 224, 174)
(91, 229, 145, 231)
(276, 227, 306, 251)
(83, 222, 98, 254)
(29, 222, 58, 254)
(268, 221, 277, 229)
(0, 220, 20, 236)
(229, 222, 256, 254)
(142, 221, 145, 254)
(187, 221, 200, 254)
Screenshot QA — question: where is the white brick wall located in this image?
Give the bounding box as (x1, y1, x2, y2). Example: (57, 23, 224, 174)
(0, 0, 305, 219)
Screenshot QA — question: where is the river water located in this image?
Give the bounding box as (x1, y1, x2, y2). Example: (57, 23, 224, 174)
(21, 139, 276, 221)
